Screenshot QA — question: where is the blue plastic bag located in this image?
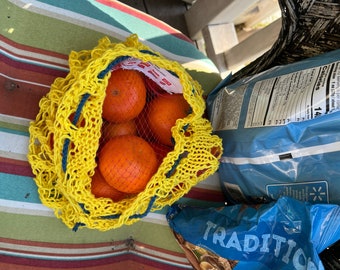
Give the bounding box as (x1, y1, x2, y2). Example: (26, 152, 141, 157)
(167, 197, 340, 270)
(206, 50, 340, 205)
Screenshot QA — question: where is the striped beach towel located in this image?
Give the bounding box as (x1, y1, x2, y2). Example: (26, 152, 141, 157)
(0, 0, 224, 268)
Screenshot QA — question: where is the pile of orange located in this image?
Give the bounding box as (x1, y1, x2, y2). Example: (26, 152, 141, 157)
(91, 68, 190, 202)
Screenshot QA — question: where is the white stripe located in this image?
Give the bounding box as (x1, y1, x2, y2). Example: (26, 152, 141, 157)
(182, 59, 219, 74)
(0, 150, 27, 161)
(0, 199, 54, 217)
(0, 39, 68, 67)
(196, 172, 221, 190)
(142, 212, 168, 226)
(0, 197, 169, 226)
(0, 48, 68, 72)
(221, 141, 340, 165)
(9, 0, 212, 67)
(0, 241, 190, 267)
(0, 71, 51, 88)
(0, 240, 126, 256)
(135, 245, 187, 263)
(132, 247, 191, 267)
(0, 131, 29, 161)
(0, 249, 128, 261)
(0, 113, 32, 126)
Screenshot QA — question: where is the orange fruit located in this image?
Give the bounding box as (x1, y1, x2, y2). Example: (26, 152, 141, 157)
(98, 135, 158, 194)
(147, 94, 190, 146)
(102, 119, 137, 140)
(91, 169, 127, 202)
(102, 69, 146, 123)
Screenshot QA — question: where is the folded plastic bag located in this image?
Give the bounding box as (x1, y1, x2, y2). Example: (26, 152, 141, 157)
(206, 49, 340, 205)
(167, 197, 340, 270)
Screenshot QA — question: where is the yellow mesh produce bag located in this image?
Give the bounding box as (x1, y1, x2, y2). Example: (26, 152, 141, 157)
(28, 34, 222, 231)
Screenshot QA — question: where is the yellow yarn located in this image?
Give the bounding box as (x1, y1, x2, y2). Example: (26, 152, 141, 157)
(28, 35, 222, 231)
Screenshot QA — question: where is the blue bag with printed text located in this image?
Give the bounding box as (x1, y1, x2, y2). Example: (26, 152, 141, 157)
(167, 197, 340, 270)
(206, 50, 340, 205)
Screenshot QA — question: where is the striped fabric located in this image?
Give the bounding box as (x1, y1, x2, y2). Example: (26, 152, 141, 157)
(0, 0, 224, 268)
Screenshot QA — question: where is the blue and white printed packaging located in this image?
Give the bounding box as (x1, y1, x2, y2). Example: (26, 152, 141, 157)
(206, 50, 340, 205)
(167, 197, 340, 270)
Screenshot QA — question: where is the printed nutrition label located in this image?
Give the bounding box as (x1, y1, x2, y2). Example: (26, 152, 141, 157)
(211, 85, 247, 131)
(245, 61, 340, 128)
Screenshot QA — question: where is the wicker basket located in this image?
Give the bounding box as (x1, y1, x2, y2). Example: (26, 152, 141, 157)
(231, 0, 340, 83)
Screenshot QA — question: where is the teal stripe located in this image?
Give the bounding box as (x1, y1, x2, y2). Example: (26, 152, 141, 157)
(38, 0, 132, 34)
(0, 125, 29, 136)
(0, 173, 40, 203)
(0, 171, 223, 215)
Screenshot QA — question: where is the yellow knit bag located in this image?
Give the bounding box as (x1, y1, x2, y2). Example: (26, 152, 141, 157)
(28, 35, 222, 231)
